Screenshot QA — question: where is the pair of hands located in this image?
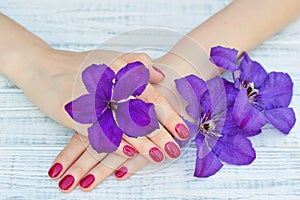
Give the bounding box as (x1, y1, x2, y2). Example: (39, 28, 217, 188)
(21, 48, 208, 192)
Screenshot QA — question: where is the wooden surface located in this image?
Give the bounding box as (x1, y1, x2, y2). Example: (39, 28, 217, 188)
(1, 0, 300, 199)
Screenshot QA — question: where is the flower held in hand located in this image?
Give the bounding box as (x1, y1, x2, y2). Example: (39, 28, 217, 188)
(65, 62, 159, 153)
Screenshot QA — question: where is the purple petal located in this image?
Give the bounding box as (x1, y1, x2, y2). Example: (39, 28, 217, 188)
(113, 62, 149, 101)
(212, 134, 256, 165)
(264, 107, 296, 134)
(82, 64, 114, 100)
(175, 118, 199, 148)
(239, 53, 268, 88)
(175, 75, 207, 120)
(233, 89, 268, 132)
(223, 79, 239, 107)
(194, 134, 223, 178)
(115, 99, 159, 137)
(88, 109, 123, 153)
(209, 46, 238, 71)
(201, 77, 227, 127)
(259, 72, 293, 110)
(65, 94, 99, 124)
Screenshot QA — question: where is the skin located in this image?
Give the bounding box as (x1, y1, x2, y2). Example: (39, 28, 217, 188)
(1, 0, 300, 193)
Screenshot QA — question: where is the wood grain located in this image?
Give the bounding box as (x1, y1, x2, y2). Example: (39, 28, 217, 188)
(0, 0, 300, 199)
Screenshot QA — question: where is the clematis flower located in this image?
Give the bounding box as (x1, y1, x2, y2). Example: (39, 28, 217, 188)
(210, 46, 296, 134)
(175, 75, 255, 177)
(65, 62, 159, 153)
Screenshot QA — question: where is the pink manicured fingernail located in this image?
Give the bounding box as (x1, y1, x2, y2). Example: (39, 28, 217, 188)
(115, 166, 128, 178)
(79, 174, 95, 189)
(123, 145, 137, 157)
(59, 174, 75, 190)
(149, 147, 164, 162)
(48, 163, 63, 178)
(152, 66, 165, 77)
(175, 123, 190, 140)
(164, 142, 181, 159)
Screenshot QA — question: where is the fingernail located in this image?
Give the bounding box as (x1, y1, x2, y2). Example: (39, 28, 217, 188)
(175, 123, 190, 140)
(59, 174, 75, 190)
(123, 145, 137, 157)
(164, 142, 181, 159)
(115, 166, 128, 179)
(149, 147, 164, 162)
(152, 66, 165, 77)
(79, 174, 95, 189)
(48, 163, 63, 178)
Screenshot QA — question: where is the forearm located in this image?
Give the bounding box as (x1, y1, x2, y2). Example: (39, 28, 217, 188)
(157, 0, 300, 79)
(0, 13, 51, 85)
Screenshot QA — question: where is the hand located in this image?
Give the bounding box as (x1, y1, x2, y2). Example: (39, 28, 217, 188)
(48, 47, 218, 192)
(43, 49, 190, 192)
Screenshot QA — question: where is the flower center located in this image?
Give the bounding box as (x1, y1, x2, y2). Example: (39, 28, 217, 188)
(199, 111, 221, 138)
(242, 80, 259, 102)
(107, 100, 118, 110)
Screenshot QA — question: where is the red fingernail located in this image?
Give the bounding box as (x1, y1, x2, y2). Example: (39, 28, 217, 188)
(152, 66, 165, 77)
(149, 147, 164, 162)
(164, 142, 181, 159)
(48, 163, 63, 178)
(79, 174, 95, 189)
(115, 166, 128, 179)
(175, 123, 190, 140)
(59, 174, 75, 190)
(123, 145, 137, 157)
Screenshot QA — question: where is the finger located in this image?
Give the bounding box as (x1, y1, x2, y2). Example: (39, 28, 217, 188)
(114, 154, 149, 180)
(48, 133, 88, 179)
(79, 153, 127, 191)
(139, 84, 190, 141)
(58, 145, 107, 192)
(123, 134, 165, 163)
(147, 126, 181, 159)
(121, 53, 165, 83)
(114, 139, 137, 158)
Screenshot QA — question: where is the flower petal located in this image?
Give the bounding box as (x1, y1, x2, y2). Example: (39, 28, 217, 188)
(65, 94, 100, 124)
(175, 75, 207, 120)
(264, 107, 296, 134)
(194, 134, 223, 178)
(113, 62, 149, 101)
(88, 109, 123, 153)
(259, 72, 293, 110)
(212, 134, 256, 165)
(115, 99, 159, 137)
(82, 64, 115, 100)
(233, 89, 268, 132)
(223, 79, 239, 107)
(239, 53, 268, 88)
(201, 77, 227, 131)
(209, 46, 238, 71)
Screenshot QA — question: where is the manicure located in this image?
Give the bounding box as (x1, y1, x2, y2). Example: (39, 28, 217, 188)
(123, 145, 137, 157)
(48, 163, 63, 178)
(79, 174, 95, 189)
(149, 147, 164, 162)
(152, 66, 165, 77)
(115, 166, 128, 179)
(59, 174, 75, 190)
(175, 123, 190, 140)
(164, 142, 181, 159)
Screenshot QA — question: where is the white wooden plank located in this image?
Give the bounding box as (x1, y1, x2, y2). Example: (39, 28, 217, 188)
(0, 0, 300, 199)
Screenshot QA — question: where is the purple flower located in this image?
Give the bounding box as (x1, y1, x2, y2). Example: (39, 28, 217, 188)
(175, 75, 255, 177)
(210, 46, 296, 134)
(65, 62, 159, 153)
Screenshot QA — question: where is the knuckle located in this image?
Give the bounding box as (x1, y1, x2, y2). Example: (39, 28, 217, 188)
(146, 90, 163, 103)
(136, 53, 151, 63)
